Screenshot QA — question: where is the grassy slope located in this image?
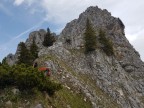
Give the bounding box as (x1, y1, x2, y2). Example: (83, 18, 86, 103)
(38, 52, 121, 108)
(0, 87, 92, 108)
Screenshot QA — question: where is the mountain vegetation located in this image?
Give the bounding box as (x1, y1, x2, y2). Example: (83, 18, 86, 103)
(0, 63, 62, 94)
(99, 29, 114, 56)
(0, 63, 91, 108)
(84, 19, 97, 53)
(30, 39, 38, 61)
(2, 57, 7, 65)
(17, 41, 39, 65)
(17, 42, 32, 65)
(43, 28, 55, 47)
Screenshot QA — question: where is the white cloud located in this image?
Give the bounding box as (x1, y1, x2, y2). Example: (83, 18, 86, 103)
(13, 0, 36, 6)
(13, 0, 24, 6)
(130, 28, 144, 61)
(126, 34, 138, 42)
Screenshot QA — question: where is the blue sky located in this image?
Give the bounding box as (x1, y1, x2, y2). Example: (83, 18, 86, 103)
(0, 0, 63, 61)
(0, 0, 144, 62)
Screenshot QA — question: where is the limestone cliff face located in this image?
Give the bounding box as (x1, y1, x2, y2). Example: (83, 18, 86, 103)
(39, 6, 144, 108)
(6, 6, 144, 108)
(25, 29, 47, 49)
(59, 6, 144, 77)
(6, 29, 47, 65)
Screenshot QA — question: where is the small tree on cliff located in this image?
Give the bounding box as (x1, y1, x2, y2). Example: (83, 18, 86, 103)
(84, 19, 97, 53)
(2, 57, 7, 65)
(30, 39, 38, 61)
(17, 42, 32, 65)
(43, 28, 55, 47)
(99, 29, 114, 56)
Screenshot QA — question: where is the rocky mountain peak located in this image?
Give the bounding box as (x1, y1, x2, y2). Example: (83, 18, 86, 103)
(59, 6, 124, 50)
(59, 6, 144, 76)
(5, 6, 144, 108)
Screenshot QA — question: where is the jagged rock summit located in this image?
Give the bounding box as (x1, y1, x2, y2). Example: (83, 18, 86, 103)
(6, 6, 144, 108)
(59, 6, 144, 76)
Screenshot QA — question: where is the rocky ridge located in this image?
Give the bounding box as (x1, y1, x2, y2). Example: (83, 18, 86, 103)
(6, 6, 144, 108)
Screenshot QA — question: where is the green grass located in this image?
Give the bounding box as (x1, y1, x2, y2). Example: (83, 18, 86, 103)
(0, 88, 52, 108)
(0, 86, 92, 108)
(52, 87, 92, 108)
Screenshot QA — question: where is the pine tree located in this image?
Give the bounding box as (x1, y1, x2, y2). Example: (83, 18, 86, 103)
(17, 42, 32, 65)
(99, 29, 114, 56)
(30, 39, 38, 61)
(84, 19, 97, 53)
(43, 28, 55, 47)
(2, 57, 7, 65)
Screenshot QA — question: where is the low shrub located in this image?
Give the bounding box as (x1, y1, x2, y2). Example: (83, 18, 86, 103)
(0, 64, 62, 96)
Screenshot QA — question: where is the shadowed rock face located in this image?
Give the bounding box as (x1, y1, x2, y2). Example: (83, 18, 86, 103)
(6, 6, 144, 108)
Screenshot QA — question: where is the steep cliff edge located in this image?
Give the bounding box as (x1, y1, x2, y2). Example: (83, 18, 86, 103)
(6, 6, 144, 108)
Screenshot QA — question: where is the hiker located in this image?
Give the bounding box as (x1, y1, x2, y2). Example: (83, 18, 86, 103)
(38, 67, 51, 76)
(33, 62, 38, 68)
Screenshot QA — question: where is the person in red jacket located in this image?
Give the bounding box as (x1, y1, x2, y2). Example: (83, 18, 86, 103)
(38, 67, 51, 76)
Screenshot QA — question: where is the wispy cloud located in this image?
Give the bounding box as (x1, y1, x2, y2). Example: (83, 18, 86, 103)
(13, 0, 24, 6)
(0, 3, 13, 16)
(11, 20, 44, 41)
(0, 20, 45, 61)
(0, 20, 45, 49)
(13, 0, 36, 6)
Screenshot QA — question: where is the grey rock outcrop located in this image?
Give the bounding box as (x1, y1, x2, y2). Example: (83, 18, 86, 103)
(5, 100, 12, 108)
(59, 6, 144, 77)
(6, 53, 16, 66)
(38, 6, 144, 108)
(25, 29, 57, 50)
(34, 104, 43, 108)
(25, 29, 46, 50)
(6, 29, 57, 65)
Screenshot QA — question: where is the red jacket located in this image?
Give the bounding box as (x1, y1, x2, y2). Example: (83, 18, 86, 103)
(38, 67, 51, 76)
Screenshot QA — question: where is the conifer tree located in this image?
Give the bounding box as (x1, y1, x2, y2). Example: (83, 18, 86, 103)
(43, 28, 55, 47)
(30, 39, 38, 61)
(2, 57, 7, 65)
(84, 19, 97, 53)
(99, 29, 114, 56)
(17, 42, 32, 65)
